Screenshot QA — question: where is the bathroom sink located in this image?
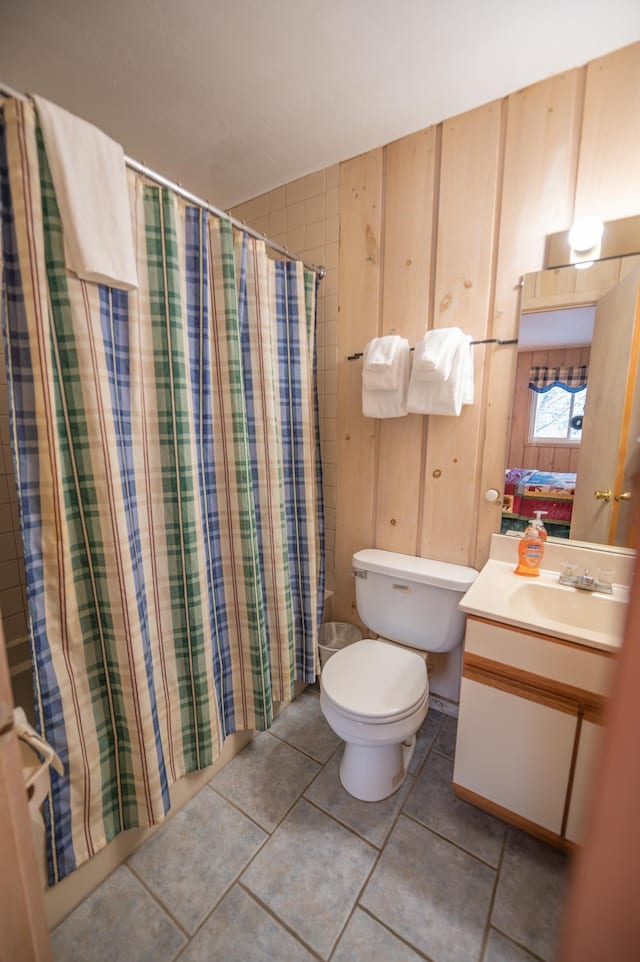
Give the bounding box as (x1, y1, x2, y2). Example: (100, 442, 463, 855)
(507, 581, 627, 639)
(458, 554, 630, 651)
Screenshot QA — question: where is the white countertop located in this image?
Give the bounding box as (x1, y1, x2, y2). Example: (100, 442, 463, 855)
(459, 557, 629, 652)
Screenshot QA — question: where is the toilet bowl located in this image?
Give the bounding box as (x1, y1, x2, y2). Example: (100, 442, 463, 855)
(320, 638, 429, 801)
(320, 549, 477, 802)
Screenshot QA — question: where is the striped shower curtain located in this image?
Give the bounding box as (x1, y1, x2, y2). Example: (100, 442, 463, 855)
(0, 99, 324, 884)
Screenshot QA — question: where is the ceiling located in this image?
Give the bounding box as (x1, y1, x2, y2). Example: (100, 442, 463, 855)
(1, 1, 640, 209)
(519, 308, 596, 351)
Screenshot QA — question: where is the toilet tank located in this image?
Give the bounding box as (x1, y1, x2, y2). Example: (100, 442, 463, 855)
(352, 549, 478, 652)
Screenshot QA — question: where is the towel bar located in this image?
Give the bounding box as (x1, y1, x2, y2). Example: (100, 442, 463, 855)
(346, 338, 518, 361)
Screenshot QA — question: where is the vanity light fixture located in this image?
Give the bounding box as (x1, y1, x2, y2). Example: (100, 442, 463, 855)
(568, 215, 604, 270)
(545, 214, 640, 271)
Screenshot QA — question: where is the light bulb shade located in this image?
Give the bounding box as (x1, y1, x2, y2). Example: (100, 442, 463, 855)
(568, 216, 604, 253)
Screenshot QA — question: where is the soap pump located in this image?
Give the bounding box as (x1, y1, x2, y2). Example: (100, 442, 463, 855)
(532, 510, 548, 541)
(514, 511, 547, 577)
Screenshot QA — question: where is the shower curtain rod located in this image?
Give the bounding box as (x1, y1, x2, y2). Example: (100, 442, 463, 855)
(0, 79, 326, 279)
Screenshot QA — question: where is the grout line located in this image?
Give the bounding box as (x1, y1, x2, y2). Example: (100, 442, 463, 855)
(128, 800, 275, 958)
(267, 725, 338, 766)
(301, 781, 413, 853)
(205, 782, 275, 835)
(329, 805, 420, 957)
(235, 881, 326, 962)
(124, 861, 193, 942)
(220, 755, 379, 962)
(489, 921, 550, 962)
(207, 774, 316, 839)
(58, 693, 560, 962)
(301, 711, 447, 850)
(297, 746, 379, 839)
(356, 905, 437, 962)
(323, 734, 450, 958)
(167, 871, 268, 961)
(324, 823, 388, 959)
(477, 818, 509, 961)
(210, 699, 431, 960)
(399, 809, 506, 873)
(431, 747, 455, 762)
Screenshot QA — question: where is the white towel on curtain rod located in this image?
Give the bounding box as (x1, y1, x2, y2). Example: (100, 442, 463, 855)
(33, 95, 138, 290)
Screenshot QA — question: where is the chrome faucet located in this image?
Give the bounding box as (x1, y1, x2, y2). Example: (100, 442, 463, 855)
(558, 565, 613, 594)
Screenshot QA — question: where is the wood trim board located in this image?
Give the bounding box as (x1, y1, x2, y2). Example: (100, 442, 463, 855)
(452, 782, 570, 852)
(463, 651, 607, 718)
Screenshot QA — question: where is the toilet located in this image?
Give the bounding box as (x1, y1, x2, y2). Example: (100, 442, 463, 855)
(320, 548, 477, 802)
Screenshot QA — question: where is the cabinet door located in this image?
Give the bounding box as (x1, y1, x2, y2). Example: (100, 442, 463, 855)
(453, 676, 578, 834)
(564, 718, 605, 844)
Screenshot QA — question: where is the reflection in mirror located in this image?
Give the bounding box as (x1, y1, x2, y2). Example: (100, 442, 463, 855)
(503, 263, 640, 549)
(503, 306, 593, 540)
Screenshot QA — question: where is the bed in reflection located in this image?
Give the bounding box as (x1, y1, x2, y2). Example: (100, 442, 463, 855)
(501, 468, 576, 538)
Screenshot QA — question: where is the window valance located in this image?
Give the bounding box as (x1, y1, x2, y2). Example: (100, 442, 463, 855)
(528, 364, 588, 394)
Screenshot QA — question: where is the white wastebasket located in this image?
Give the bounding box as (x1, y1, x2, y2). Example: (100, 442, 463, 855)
(318, 622, 362, 668)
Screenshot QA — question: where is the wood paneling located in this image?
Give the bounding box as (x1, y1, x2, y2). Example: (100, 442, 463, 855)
(508, 346, 590, 472)
(575, 43, 640, 223)
(334, 150, 383, 623)
(521, 259, 621, 311)
(420, 102, 502, 564)
(475, 67, 584, 568)
(334, 42, 640, 681)
(376, 128, 437, 555)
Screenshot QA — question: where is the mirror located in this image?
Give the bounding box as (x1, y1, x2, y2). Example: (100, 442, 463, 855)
(503, 261, 640, 549)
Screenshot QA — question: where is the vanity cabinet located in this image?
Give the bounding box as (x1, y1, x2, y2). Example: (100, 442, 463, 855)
(564, 717, 605, 844)
(453, 615, 615, 848)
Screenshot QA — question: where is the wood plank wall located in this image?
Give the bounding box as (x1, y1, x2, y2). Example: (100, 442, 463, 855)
(508, 346, 591, 473)
(334, 41, 640, 627)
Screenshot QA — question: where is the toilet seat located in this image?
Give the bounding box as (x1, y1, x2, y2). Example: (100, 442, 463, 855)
(320, 638, 427, 723)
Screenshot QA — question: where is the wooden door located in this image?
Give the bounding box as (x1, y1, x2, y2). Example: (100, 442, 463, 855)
(0, 619, 52, 962)
(571, 269, 640, 544)
(615, 281, 640, 547)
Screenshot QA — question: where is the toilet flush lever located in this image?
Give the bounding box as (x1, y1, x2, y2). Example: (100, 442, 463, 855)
(392, 583, 410, 593)
(352, 569, 367, 579)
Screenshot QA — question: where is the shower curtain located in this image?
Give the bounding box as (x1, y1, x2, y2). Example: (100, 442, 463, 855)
(0, 98, 324, 884)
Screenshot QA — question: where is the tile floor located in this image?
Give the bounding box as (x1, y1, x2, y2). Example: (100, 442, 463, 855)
(51, 690, 570, 962)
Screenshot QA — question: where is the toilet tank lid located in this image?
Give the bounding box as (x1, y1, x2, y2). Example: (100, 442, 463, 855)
(353, 549, 478, 591)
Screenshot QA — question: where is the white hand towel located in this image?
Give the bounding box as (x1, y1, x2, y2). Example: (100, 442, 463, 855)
(34, 95, 138, 290)
(407, 335, 473, 415)
(365, 335, 403, 370)
(462, 343, 474, 406)
(362, 335, 405, 391)
(362, 337, 410, 418)
(413, 327, 465, 382)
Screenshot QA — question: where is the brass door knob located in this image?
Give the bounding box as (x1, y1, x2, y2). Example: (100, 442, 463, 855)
(615, 491, 632, 502)
(593, 490, 612, 502)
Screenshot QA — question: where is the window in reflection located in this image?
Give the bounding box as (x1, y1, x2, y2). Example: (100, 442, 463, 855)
(503, 305, 595, 540)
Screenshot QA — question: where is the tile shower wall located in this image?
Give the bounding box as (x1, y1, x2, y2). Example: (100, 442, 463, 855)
(0, 335, 29, 687)
(230, 165, 340, 591)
